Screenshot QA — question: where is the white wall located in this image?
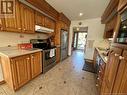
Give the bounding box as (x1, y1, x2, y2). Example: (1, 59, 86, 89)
(0, 32, 49, 47)
(69, 18, 110, 60)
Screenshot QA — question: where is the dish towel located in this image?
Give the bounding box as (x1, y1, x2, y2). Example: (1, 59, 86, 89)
(50, 49, 55, 57)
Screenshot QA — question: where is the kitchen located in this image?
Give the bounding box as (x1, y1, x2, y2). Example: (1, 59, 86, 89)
(0, 0, 127, 95)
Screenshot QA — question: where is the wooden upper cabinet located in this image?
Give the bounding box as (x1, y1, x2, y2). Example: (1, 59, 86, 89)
(101, 47, 122, 95)
(60, 22, 68, 31)
(59, 13, 71, 27)
(4, 0, 21, 32)
(44, 17, 55, 29)
(35, 12, 45, 26)
(101, 0, 119, 23)
(112, 50, 127, 94)
(104, 16, 117, 38)
(20, 3, 35, 33)
(10, 55, 31, 90)
(118, 0, 127, 11)
(26, 0, 59, 21)
(31, 52, 42, 78)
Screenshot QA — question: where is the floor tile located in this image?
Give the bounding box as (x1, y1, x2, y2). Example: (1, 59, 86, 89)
(0, 50, 98, 95)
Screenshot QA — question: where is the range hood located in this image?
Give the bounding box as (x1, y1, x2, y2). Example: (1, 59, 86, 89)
(35, 25, 54, 33)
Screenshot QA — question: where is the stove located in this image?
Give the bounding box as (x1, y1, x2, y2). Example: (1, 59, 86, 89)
(30, 39, 56, 73)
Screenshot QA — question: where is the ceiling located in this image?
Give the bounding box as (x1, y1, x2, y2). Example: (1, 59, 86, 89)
(46, 0, 110, 20)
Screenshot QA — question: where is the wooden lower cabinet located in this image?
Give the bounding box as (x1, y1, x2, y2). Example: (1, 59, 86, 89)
(112, 50, 127, 95)
(1, 52, 42, 91)
(11, 55, 31, 90)
(56, 47, 60, 63)
(31, 52, 42, 78)
(101, 47, 122, 95)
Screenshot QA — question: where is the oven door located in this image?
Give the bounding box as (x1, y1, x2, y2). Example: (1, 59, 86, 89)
(43, 49, 56, 68)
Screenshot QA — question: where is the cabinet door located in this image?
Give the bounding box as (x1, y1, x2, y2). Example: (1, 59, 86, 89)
(31, 52, 42, 78)
(101, 47, 122, 95)
(0, 19, 1, 28)
(64, 23, 68, 31)
(20, 4, 35, 33)
(44, 17, 55, 29)
(35, 12, 45, 26)
(112, 50, 127, 95)
(11, 55, 31, 90)
(56, 47, 60, 63)
(60, 22, 65, 29)
(4, 0, 21, 32)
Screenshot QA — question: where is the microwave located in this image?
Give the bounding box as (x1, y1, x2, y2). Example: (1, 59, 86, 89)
(117, 8, 127, 44)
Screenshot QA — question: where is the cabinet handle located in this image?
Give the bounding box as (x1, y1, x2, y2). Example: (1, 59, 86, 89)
(18, 28, 21, 30)
(96, 84, 99, 87)
(97, 78, 100, 80)
(27, 58, 30, 60)
(99, 71, 101, 73)
(31, 55, 34, 59)
(119, 56, 124, 60)
(0, 27, 3, 30)
(115, 53, 119, 57)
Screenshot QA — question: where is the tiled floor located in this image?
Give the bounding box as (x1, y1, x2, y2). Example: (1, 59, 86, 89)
(0, 50, 98, 95)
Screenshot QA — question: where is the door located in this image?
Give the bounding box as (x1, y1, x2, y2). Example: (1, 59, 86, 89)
(112, 50, 127, 95)
(73, 32, 87, 50)
(56, 47, 60, 63)
(77, 32, 87, 50)
(61, 30, 68, 60)
(31, 52, 42, 78)
(101, 47, 122, 95)
(73, 32, 78, 50)
(4, 0, 21, 32)
(20, 3, 35, 33)
(11, 55, 31, 90)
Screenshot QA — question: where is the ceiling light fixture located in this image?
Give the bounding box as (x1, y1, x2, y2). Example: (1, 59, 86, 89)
(79, 13, 83, 16)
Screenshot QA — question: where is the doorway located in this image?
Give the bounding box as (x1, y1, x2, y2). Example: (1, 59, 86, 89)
(73, 32, 87, 51)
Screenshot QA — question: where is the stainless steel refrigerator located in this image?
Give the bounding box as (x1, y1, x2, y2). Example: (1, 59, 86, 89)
(61, 29, 68, 61)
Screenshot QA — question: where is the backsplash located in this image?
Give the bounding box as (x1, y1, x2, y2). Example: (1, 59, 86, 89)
(0, 32, 49, 47)
(93, 39, 111, 49)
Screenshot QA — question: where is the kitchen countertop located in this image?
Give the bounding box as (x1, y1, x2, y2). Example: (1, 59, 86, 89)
(95, 47, 108, 63)
(0, 47, 42, 58)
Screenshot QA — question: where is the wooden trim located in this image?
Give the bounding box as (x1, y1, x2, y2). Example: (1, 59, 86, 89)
(119, 5, 127, 14)
(25, 0, 59, 21)
(101, 0, 119, 23)
(112, 15, 121, 43)
(111, 43, 127, 50)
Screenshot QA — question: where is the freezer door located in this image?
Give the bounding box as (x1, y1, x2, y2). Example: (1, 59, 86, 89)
(61, 31, 68, 49)
(61, 30, 68, 60)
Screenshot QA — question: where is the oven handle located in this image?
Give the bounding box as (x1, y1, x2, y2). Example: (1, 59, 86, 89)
(42, 48, 57, 52)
